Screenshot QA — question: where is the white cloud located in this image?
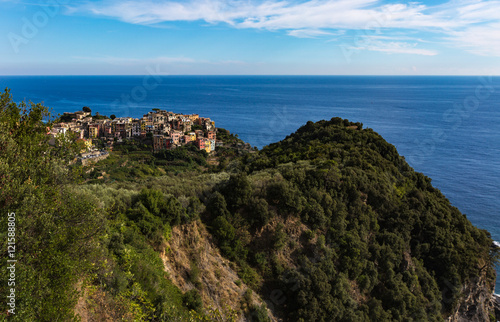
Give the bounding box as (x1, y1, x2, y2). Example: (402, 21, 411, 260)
(67, 0, 500, 56)
(69, 0, 428, 29)
(350, 40, 438, 56)
(446, 22, 500, 56)
(69, 0, 472, 30)
(71, 0, 260, 25)
(287, 29, 337, 38)
(441, 0, 500, 23)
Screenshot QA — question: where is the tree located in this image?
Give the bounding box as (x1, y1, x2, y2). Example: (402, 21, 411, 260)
(221, 173, 252, 211)
(182, 289, 202, 311)
(247, 197, 270, 227)
(82, 106, 91, 113)
(0, 88, 103, 320)
(206, 192, 230, 219)
(266, 180, 304, 215)
(134, 189, 185, 226)
(110, 114, 116, 120)
(127, 202, 164, 244)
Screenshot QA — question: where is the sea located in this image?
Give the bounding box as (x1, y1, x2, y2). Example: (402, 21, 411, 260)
(1, 75, 499, 292)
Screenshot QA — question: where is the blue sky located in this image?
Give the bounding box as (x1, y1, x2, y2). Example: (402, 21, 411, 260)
(1, 0, 499, 75)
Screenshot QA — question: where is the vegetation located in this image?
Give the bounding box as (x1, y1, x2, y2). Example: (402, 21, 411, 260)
(202, 117, 499, 320)
(1, 89, 498, 321)
(57, 113, 74, 122)
(0, 90, 198, 320)
(93, 112, 109, 120)
(0, 89, 102, 320)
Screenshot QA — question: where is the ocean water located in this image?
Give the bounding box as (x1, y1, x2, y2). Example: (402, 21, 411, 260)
(2, 75, 499, 291)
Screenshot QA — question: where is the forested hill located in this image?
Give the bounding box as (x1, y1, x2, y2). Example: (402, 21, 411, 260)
(215, 117, 499, 320)
(1, 89, 498, 321)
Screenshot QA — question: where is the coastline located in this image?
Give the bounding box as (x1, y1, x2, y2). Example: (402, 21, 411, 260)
(3, 76, 499, 294)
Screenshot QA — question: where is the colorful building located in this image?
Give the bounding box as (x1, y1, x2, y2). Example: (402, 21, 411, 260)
(207, 130, 216, 140)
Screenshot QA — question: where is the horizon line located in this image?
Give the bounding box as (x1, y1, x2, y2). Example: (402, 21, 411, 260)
(1, 74, 499, 77)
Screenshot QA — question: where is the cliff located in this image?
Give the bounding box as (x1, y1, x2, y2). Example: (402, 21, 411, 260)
(72, 117, 499, 321)
(2, 89, 498, 321)
(161, 220, 277, 321)
(446, 266, 497, 321)
(493, 294, 500, 319)
(221, 117, 499, 321)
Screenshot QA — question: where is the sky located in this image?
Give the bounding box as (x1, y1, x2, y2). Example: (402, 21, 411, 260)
(0, 0, 499, 75)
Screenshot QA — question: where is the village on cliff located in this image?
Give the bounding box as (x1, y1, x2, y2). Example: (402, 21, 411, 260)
(48, 108, 231, 163)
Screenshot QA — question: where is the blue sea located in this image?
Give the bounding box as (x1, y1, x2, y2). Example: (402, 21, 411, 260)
(2, 75, 499, 291)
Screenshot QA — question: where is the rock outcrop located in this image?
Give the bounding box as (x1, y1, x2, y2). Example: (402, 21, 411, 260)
(161, 220, 277, 321)
(446, 268, 497, 322)
(492, 294, 500, 321)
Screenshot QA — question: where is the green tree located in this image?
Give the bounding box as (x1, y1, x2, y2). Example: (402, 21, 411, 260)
(135, 189, 185, 226)
(0, 89, 103, 320)
(206, 192, 230, 219)
(182, 289, 202, 311)
(221, 173, 253, 211)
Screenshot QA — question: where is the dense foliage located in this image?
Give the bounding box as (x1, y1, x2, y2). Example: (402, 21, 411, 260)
(0, 89, 103, 320)
(0, 90, 202, 320)
(204, 117, 498, 321)
(1, 89, 497, 321)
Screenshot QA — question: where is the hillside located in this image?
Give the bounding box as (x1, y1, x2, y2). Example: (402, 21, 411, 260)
(1, 89, 498, 321)
(201, 118, 498, 321)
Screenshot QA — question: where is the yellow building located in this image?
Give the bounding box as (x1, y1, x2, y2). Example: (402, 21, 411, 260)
(88, 126, 99, 138)
(204, 139, 211, 153)
(188, 114, 199, 122)
(188, 132, 196, 142)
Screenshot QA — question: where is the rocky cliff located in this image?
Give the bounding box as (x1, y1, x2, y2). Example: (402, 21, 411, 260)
(162, 220, 277, 321)
(446, 266, 497, 321)
(493, 294, 500, 320)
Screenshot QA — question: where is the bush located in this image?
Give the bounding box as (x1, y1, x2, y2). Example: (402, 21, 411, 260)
(266, 180, 304, 215)
(249, 304, 270, 322)
(221, 173, 253, 211)
(206, 192, 230, 219)
(183, 289, 203, 311)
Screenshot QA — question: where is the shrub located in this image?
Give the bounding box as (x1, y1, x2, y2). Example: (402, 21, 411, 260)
(183, 289, 203, 311)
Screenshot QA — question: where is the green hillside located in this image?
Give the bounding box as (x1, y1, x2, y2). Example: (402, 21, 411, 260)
(1, 90, 498, 321)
